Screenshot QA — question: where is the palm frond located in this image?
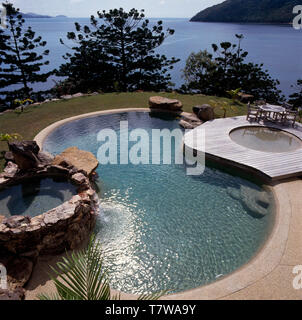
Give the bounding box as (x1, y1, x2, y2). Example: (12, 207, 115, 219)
(40, 234, 112, 300)
(38, 234, 165, 301)
(138, 290, 167, 300)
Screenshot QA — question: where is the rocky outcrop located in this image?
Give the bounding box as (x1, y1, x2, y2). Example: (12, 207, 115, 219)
(0, 287, 25, 300)
(149, 96, 183, 112)
(4, 151, 14, 162)
(52, 147, 99, 177)
(193, 104, 215, 122)
(8, 141, 40, 170)
(2, 161, 18, 178)
(8, 141, 54, 170)
(179, 113, 203, 130)
(0, 255, 33, 290)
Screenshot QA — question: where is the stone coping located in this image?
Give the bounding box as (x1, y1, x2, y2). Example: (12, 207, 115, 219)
(34, 108, 152, 148)
(0, 155, 100, 299)
(33, 109, 297, 300)
(0, 163, 99, 257)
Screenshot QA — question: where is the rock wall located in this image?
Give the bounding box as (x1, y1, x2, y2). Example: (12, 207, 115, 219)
(0, 145, 100, 300)
(0, 188, 98, 256)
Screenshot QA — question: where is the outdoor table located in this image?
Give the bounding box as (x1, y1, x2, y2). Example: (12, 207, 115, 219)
(259, 104, 285, 122)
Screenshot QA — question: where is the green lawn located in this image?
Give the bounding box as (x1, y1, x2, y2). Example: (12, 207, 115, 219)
(0, 92, 247, 171)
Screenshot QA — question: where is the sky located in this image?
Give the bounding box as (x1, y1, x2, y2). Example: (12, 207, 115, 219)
(9, 0, 225, 18)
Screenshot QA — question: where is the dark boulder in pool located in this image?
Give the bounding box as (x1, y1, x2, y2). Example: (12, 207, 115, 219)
(227, 185, 272, 218)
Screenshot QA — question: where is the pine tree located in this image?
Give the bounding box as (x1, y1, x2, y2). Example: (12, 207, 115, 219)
(0, 2, 52, 107)
(57, 8, 179, 93)
(288, 79, 302, 109)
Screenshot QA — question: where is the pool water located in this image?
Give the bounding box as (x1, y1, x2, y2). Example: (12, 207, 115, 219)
(44, 111, 274, 294)
(0, 177, 77, 218)
(230, 126, 302, 153)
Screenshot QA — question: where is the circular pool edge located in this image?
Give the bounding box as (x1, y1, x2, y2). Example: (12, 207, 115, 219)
(229, 125, 302, 153)
(34, 109, 290, 300)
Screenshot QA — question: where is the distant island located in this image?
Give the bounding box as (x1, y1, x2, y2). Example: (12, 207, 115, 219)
(20, 12, 67, 18)
(190, 0, 300, 24)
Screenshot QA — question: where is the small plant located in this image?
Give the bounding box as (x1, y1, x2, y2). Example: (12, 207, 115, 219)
(13, 98, 34, 112)
(210, 99, 237, 118)
(38, 234, 165, 300)
(0, 133, 22, 145)
(226, 88, 242, 104)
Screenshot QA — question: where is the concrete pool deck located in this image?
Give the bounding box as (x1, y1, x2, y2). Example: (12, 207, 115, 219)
(26, 110, 302, 300)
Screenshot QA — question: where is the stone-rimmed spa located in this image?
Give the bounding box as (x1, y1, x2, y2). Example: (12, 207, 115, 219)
(0, 142, 99, 299)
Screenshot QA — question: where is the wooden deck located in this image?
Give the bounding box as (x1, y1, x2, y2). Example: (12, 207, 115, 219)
(184, 116, 302, 181)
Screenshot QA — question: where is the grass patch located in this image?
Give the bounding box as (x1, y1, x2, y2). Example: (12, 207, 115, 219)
(0, 92, 246, 171)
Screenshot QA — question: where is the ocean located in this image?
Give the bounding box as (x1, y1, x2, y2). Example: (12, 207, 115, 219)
(5, 17, 302, 97)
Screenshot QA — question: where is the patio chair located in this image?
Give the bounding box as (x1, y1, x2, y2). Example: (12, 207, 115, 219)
(246, 102, 260, 122)
(273, 111, 284, 123)
(282, 110, 298, 127)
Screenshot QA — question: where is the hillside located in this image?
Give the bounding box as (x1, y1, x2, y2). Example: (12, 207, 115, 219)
(190, 0, 300, 23)
(21, 12, 52, 18)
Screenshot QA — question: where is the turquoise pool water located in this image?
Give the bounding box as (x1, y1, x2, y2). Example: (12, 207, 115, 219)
(44, 111, 274, 294)
(0, 177, 77, 218)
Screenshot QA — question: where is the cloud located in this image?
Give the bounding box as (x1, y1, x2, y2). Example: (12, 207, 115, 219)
(160, 0, 166, 5)
(70, 0, 84, 3)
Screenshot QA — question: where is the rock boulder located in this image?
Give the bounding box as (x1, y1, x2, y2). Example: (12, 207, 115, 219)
(179, 113, 203, 129)
(149, 96, 183, 112)
(0, 287, 25, 300)
(193, 104, 215, 122)
(52, 147, 98, 177)
(8, 141, 40, 170)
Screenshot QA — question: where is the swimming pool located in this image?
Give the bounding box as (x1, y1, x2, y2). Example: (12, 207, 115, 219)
(43, 111, 274, 294)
